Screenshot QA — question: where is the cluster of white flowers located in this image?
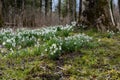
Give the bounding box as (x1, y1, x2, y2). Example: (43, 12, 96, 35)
(107, 30, 115, 34)
(0, 25, 95, 58)
(0, 29, 37, 49)
(63, 33, 92, 51)
(71, 21, 77, 26)
(107, 30, 115, 38)
(42, 33, 93, 58)
(0, 25, 73, 49)
(65, 33, 92, 42)
(60, 25, 73, 31)
(49, 43, 62, 56)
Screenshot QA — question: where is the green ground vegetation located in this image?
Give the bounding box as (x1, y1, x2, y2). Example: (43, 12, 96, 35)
(0, 27, 120, 80)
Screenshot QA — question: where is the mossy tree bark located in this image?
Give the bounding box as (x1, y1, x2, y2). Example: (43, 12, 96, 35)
(80, 0, 118, 31)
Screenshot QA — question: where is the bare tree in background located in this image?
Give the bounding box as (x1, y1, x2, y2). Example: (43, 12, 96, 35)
(45, 0, 49, 16)
(0, 0, 2, 16)
(69, 0, 73, 22)
(119, 0, 120, 13)
(0, 0, 120, 31)
(0, 0, 3, 27)
(58, 0, 61, 24)
(50, 0, 52, 16)
(78, 0, 82, 23)
(40, 0, 42, 14)
(73, 0, 77, 21)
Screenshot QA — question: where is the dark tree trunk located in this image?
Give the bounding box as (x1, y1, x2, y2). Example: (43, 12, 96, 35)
(58, 0, 61, 24)
(80, 0, 117, 31)
(0, 0, 2, 16)
(73, 0, 77, 21)
(69, 0, 73, 22)
(45, 0, 48, 16)
(119, 0, 120, 13)
(50, 0, 52, 16)
(40, 0, 42, 13)
(0, 0, 3, 27)
(66, 0, 69, 20)
(78, 0, 82, 23)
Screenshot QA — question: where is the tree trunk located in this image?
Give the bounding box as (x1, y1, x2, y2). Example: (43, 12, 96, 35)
(73, 0, 77, 21)
(119, 0, 120, 13)
(0, 0, 2, 17)
(78, 0, 82, 23)
(50, 0, 52, 16)
(69, 0, 73, 22)
(66, 0, 70, 22)
(45, 0, 48, 16)
(58, 0, 61, 24)
(114, 0, 120, 30)
(80, 0, 118, 31)
(109, 0, 115, 26)
(0, 0, 3, 27)
(40, 0, 42, 13)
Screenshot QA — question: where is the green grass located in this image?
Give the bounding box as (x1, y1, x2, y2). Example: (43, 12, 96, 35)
(0, 29, 120, 80)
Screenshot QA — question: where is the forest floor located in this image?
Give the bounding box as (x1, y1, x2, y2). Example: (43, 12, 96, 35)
(0, 28, 120, 80)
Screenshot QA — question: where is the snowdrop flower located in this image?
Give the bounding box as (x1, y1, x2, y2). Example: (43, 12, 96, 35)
(107, 30, 110, 33)
(10, 48, 14, 53)
(2, 42, 6, 45)
(50, 52, 54, 55)
(71, 21, 77, 26)
(41, 53, 44, 57)
(74, 42, 76, 45)
(45, 49, 47, 52)
(6, 39, 11, 43)
(12, 43, 15, 47)
(60, 42, 62, 45)
(53, 50, 56, 54)
(98, 39, 101, 42)
(18, 46, 22, 49)
(55, 47, 58, 51)
(59, 46, 62, 50)
(52, 44, 57, 48)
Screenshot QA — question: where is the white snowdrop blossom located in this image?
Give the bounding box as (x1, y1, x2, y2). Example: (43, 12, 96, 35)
(71, 21, 77, 26)
(98, 39, 101, 42)
(6, 39, 11, 43)
(2, 42, 6, 45)
(45, 49, 48, 52)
